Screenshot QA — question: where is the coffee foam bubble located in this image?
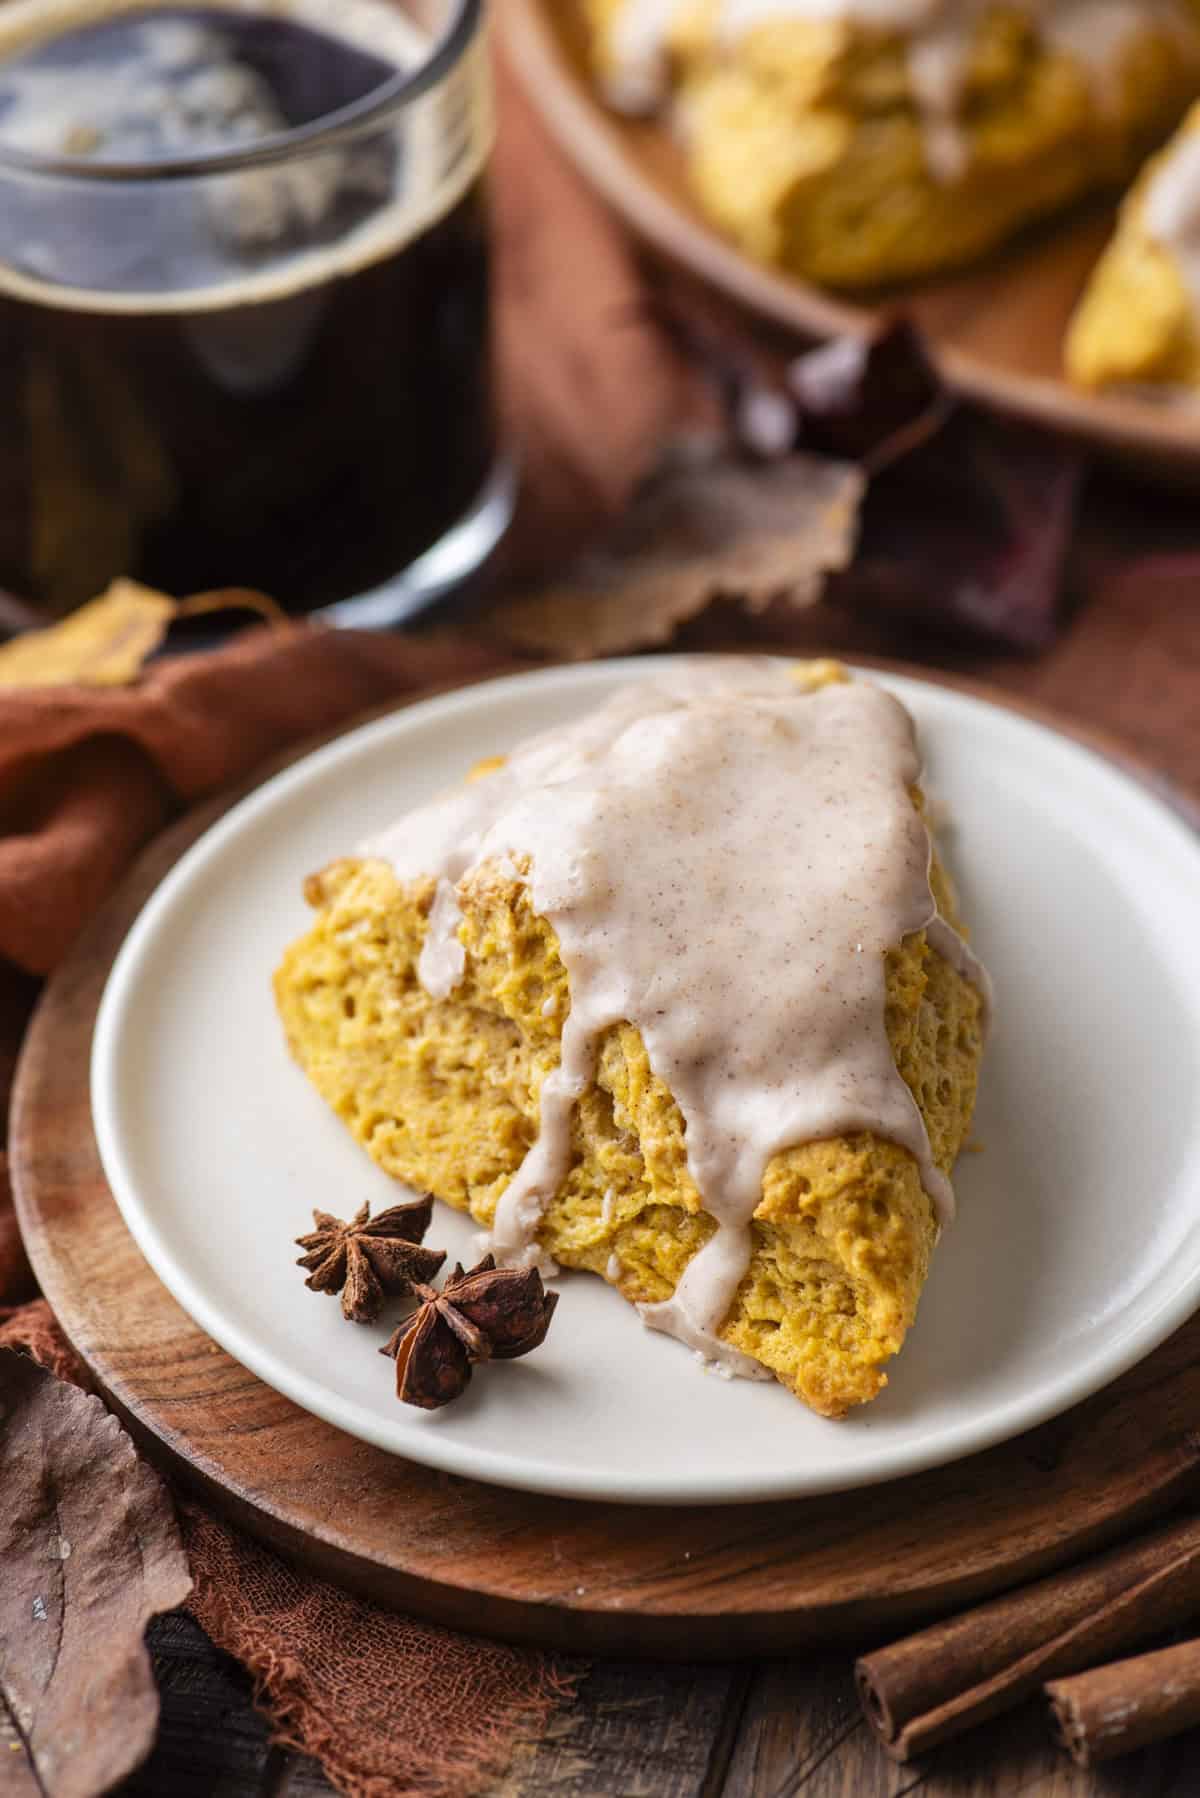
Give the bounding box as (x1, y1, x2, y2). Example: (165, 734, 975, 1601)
(0, 0, 489, 313)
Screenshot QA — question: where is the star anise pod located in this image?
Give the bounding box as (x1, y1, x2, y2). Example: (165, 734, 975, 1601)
(295, 1195, 445, 1324)
(380, 1254, 559, 1409)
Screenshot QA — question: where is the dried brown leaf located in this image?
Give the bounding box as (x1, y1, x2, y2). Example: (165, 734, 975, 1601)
(490, 452, 863, 660)
(0, 1351, 193, 1796)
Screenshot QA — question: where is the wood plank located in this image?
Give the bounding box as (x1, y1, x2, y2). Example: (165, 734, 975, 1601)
(11, 666, 1200, 1662)
(492, 1661, 744, 1798)
(720, 1656, 1200, 1796)
(110, 1620, 1200, 1798)
(275, 1752, 339, 1795)
(119, 1609, 274, 1798)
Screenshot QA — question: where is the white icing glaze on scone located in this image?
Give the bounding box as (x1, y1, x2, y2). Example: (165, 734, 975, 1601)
(364, 659, 991, 1377)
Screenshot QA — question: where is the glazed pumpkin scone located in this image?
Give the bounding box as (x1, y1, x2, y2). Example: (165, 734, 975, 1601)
(1066, 101, 1200, 390)
(585, 0, 1200, 288)
(274, 660, 990, 1417)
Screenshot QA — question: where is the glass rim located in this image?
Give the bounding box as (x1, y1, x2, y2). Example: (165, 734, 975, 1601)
(0, 0, 481, 181)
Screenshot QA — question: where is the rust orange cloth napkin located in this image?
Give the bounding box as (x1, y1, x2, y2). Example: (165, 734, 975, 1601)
(0, 625, 510, 978)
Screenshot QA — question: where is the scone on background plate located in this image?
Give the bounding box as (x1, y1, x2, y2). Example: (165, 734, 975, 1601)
(275, 661, 990, 1419)
(1067, 100, 1200, 391)
(584, 0, 1200, 288)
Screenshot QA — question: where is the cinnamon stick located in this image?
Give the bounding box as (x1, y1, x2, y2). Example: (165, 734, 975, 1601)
(1047, 1637, 1200, 1765)
(856, 1512, 1200, 1760)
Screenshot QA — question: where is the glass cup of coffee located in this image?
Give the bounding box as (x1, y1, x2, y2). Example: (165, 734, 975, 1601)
(0, 0, 511, 625)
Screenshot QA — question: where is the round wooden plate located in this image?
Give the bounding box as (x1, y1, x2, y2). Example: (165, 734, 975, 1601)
(11, 671, 1200, 1659)
(502, 0, 1200, 479)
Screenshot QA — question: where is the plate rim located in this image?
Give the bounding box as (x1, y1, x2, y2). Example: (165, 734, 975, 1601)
(500, 0, 1200, 471)
(88, 653, 1200, 1504)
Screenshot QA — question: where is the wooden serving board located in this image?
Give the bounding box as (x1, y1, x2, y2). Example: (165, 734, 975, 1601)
(11, 676, 1200, 1661)
(502, 0, 1200, 481)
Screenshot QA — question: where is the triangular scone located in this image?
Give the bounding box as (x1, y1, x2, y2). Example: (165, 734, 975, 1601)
(585, 0, 1200, 287)
(1067, 101, 1200, 390)
(274, 664, 988, 1417)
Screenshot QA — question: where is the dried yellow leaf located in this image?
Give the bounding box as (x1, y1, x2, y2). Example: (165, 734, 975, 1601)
(0, 580, 290, 689)
(0, 579, 174, 689)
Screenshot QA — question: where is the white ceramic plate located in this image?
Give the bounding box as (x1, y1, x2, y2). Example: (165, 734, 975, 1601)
(91, 657, 1200, 1505)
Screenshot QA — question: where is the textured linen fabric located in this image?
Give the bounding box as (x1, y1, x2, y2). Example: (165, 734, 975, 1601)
(0, 626, 510, 975)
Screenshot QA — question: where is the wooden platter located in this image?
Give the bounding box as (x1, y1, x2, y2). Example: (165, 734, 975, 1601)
(11, 672, 1200, 1660)
(502, 0, 1200, 480)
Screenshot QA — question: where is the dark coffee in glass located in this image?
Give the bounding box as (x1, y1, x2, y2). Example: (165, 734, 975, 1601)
(0, 0, 508, 623)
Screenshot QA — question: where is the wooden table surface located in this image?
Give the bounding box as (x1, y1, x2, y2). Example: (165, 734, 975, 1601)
(100, 506, 1200, 1798)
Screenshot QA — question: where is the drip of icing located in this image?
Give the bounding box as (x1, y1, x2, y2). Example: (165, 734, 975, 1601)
(605, 0, 1197, 189)
(363, 661, 992, 1378)
(417, 878, 466, 999)
(1144, 127, 1200, 309)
